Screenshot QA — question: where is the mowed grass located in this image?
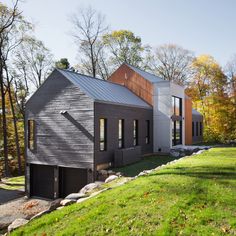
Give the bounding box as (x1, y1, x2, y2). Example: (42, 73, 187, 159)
(113, 155, 182, 177)
(0, 176, 25, 190)
(12, 148, 236, 236)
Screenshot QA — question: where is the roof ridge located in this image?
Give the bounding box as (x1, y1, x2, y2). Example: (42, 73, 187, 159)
(124, 62, 163, 80)
(56, 68, 130, 89)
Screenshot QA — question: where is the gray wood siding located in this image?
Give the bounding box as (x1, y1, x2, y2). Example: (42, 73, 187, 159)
(94, 102, 153, 166)
(25, 70, 94, 169)
(192, 114, 203, 144)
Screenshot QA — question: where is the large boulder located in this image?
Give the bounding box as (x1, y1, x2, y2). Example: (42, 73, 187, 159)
(60, 199, 76, 206)
(65, 193, 87, 200)
(170, 151, 180, 158)
(8, 218, 29, 232)
(48, 198, 63, 211)
(105, 175, 118, 183)
(79, 183, 101, 194)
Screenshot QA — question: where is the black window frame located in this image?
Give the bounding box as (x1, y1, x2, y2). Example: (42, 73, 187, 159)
(172, 96, 182, 116)
(133, 120, 138, 146)
(200, 122, 202, 136)
(145, 120, 150, 144)
(172, 120, 182, 146)
(28, 120, 36, 151)
(118, 119, 124, 149)
(99, 118, 107, 151)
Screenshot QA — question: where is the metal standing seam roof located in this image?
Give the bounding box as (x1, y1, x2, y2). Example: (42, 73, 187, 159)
(57, 69, 151, 109)
(124, 63, 164, 83)
(192, 108, 203, 116)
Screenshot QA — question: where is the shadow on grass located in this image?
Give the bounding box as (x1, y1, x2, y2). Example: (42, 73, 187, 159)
(149, 166, 236, 181)
(112, 155, 183, 177)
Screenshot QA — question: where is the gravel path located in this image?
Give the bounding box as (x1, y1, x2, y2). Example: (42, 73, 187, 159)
(0, 196, 51, 230)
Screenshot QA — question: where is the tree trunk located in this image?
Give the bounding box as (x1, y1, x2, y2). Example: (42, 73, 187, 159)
(0, 64, 10, 177)
(5, 66, 22, 175)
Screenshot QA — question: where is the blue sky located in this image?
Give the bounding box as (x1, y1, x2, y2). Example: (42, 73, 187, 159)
(4, 0, 236, 66)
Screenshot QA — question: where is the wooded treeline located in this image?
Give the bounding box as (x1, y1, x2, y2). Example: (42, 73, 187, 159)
(0, 2, 235, 177)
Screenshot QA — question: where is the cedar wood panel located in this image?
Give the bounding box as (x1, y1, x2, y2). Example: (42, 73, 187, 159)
(25, 70, 94, 170)
(94, 102, 153, 167)
(185, 97, 192, 145)
(109, 64, 153, 105)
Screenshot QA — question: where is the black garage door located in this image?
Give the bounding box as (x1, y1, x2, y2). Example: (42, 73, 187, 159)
(30, 164, 54, 199)
(59, 167, 87, 198)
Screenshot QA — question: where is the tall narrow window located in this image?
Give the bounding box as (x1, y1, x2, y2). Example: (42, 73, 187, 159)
(196, 122, 199, 136)
(172, 96, 182, 116)
(200, 122, 202, 136)
(192, 122, 195, 137)
(99, 118, 107, 151)
(118, 119, 124, 148)
(133, 120, 138, 146)
(28, 120, 35, 150)
(145, 120, 150, 144)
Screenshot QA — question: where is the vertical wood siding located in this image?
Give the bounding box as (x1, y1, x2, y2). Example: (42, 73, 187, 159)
(185, 97, 193, 145)
(94, 102, 153, 167)
(25, 70, 94, 170)
(108, 64, 154, 105)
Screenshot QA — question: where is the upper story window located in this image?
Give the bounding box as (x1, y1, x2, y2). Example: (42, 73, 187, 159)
(145, 120, 150, 144)
(118, 119, 124, 148)
(172, 96, 182, 116)
(99, 118, 107, 151)
(28, 120, 36, 151)
(133, 120, 138, 146)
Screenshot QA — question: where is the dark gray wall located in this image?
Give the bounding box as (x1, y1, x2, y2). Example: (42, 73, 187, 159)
(25, 70, 94, 170)
(94, 102, 153, 168)
(192, 114, 203, 143)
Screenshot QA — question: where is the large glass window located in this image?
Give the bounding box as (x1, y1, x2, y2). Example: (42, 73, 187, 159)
(118, 119, 124, 148)
(172, 96, 182, 116)
(28, 120, 36, 150)
(99, 118, 107, 151)
(133, 120, 138, 146)
(172, 96, 182, 146)
(172, 120, 182, 146)
(145, 120, 150, 144)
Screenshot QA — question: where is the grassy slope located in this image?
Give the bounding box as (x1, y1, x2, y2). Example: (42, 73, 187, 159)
(12, 148, 236, 236)
(113, 155, 182, 177)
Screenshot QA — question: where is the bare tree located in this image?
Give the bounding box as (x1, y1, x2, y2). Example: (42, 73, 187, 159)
(225, 54, 236, 100)
(0, 0, 21, 177)
(150, 44, 194, 86)
(14, 37, 54, 90)
(71, 6, 108, 78)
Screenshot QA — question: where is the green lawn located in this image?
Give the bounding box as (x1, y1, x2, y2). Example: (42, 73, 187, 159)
(113, 155, 182, 176)
(12, 148, 236, 236)
(0, 176, 25, 190)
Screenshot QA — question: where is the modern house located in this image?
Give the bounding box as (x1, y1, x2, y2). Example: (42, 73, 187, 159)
(25, 64, 203, 199)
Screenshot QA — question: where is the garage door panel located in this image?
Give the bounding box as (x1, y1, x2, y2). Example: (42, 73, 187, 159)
(59, 167, 87, 198)
(30, 164, 54, 199)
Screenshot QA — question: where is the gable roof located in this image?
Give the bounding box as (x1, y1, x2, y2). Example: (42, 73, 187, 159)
(57, 69, 151, 109)
(124, 63, 164, 83)
(192, 108, 202, 116)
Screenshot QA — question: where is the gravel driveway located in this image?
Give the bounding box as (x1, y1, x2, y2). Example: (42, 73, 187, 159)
(0, 194, 51, 231)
